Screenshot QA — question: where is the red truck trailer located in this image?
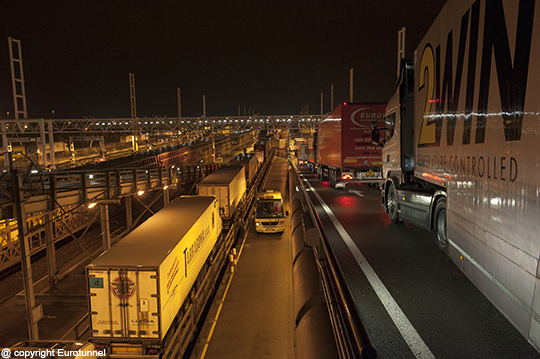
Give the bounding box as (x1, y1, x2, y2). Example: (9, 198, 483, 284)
(316, 102, 385, 188)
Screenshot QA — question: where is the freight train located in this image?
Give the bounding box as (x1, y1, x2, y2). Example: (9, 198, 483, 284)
(87, 196, 222, 358)
(77, 131, 257, 170)
(85, 139, 270, 358)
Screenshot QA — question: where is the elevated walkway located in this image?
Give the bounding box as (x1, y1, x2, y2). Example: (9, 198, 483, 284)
(190, 156, 294, 359)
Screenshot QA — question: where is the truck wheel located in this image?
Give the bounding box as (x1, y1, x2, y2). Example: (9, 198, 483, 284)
(329, 170, 335, 188)
(434, 197, 448, 253)
(387, 184, 400, 223)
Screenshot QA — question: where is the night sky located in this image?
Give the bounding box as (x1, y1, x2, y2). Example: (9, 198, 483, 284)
(0, 1, 447, 119)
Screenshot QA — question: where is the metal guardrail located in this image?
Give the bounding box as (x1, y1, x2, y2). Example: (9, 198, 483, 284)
(289, 164, 377, 359)
(0, 164, 227, 273)
(0, 164, 226, 215)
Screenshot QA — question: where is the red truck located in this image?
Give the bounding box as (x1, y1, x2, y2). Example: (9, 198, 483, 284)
(315, 102, 385, 188)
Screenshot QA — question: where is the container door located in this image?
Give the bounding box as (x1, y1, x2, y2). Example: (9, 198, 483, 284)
(218, 185, 230, 217)
(88, 268, 160, 340)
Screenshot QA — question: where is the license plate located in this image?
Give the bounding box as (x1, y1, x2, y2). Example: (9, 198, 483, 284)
(367, 170, 375, 177)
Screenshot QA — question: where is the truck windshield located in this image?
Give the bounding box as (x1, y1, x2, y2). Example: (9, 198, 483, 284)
(256, 200, 284, 218)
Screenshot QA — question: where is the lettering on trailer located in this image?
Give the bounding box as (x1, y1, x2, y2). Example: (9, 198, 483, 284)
(416, 154, 518, 182)
(166, 257, 180, 294)
(417, 0, 535, 148)
(183, 225, 211, 277)
(350, 108, 384, 128)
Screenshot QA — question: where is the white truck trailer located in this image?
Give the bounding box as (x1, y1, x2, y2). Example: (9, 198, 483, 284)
(228, 153, 259, 187)
(86, 196, 222, 357)
(377, 0, 540, 350)
(197, 165, 246, 228)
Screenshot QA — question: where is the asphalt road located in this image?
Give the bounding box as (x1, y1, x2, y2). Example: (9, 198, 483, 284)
(298, 166, 540, 359)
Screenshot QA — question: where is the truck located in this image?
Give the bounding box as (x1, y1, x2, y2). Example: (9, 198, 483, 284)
(197, 165, 246, 227)
(254, 189, 287, 233)
(228, 152, 259, 187)
(316, 102, 386, 188)
(377, 0, 540, 350)
(86, 196, 222, 358)
(298, 143, 308, 165)
(253, 139, 272, 162)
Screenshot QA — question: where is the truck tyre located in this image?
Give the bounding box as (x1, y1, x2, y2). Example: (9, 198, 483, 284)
(434, 197, 448, 253)
(329, 169, 336, 188)
(387, 184, 400, 223)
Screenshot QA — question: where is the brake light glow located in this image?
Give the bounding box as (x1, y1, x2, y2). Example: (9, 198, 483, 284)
(342, 174, 353, 180)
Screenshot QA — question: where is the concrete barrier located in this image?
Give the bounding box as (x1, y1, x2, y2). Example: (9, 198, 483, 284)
(289, 165, 339, 359)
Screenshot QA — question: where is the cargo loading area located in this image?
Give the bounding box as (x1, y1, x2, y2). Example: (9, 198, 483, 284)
(190, 155, 294, 358)
(0, 151, 303, 358)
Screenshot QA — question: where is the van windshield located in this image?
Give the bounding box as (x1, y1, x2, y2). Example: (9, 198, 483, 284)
(256, 200, 284, 218)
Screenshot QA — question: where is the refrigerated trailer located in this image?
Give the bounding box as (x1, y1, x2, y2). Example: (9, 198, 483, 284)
(316, 102, 386, 188)
(197, 165, 246, 228)
(228, 153, 259, 187)
(377, 0, 540, 350)
(86, 196, 222, 358)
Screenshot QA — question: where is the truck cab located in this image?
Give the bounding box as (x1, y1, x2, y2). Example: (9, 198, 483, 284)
(378, 59, 447, 252)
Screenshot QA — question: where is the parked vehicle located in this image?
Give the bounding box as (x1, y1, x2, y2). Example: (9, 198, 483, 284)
(87, 196, 222, 358)
(228, 153, 260, 187)
(376, 0, 540, 350)
(197, 165, 247, 229)
(254, 189, 287, 233)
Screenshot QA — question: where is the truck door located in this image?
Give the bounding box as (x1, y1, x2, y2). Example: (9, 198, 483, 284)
(88, 268, 160, 340)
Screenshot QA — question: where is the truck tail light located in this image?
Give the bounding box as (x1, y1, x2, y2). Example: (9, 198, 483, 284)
(342, 174, 353, 180)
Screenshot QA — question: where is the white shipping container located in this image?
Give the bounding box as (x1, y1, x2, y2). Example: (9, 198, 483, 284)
(197, 165, 246, 219)
(229, 153, 259, 185)
(87, 196, 222, 341)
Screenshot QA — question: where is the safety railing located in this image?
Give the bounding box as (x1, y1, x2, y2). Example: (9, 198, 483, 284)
(289, 163, 377, 359)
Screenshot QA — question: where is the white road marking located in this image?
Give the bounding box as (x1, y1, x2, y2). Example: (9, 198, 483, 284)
(348, 189, 364, 197)
(301, 174, 435, 359)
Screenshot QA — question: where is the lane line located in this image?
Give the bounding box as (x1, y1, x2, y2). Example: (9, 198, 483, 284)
(301, 174, 435, 359)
